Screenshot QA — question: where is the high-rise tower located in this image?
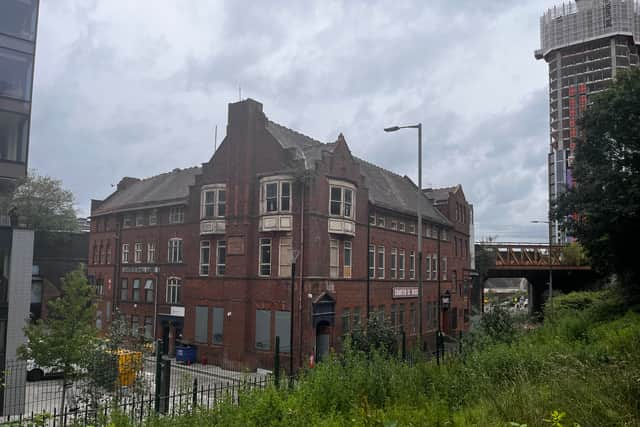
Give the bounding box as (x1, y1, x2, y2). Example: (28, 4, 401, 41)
(535, 0, 640, 243)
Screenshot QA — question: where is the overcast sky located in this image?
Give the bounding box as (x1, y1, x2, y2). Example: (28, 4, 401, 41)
(29, 0, 556, 242)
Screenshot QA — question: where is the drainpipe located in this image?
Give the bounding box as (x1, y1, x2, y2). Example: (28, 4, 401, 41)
(114, 218, 122, 309)
(298, 176, 305, 371)
(366, 202, 370, 320)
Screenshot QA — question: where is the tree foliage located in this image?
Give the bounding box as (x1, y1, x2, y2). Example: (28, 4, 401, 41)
(554, 68, 640, 300)
(10, 171, 79, 232)
(348, 315, 398, 355)
(19, 266, 98, 378)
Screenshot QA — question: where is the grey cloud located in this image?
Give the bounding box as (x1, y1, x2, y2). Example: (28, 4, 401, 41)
(29, 0, 553, 237)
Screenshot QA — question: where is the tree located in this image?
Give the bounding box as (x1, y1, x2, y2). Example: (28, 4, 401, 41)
(554, 68, 640, 301)
(10, 171, 79, 232)
(18, 266, 99, 411)
(349, 315, 398, 355)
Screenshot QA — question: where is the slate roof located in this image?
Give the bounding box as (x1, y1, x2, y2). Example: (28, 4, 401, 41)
(93, 166, 201, 215)
(424, 186, 459, 203)
(93, 117, 452, 226)
(265, 120, 336, 169)
(355, 158, 451, 226)
(265, 119, 450, 226)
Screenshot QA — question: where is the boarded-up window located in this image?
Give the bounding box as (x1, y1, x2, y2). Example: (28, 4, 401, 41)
(279, 237, 292, 277)
(275, 311, 291, 353)
(255, 310, 271, 350)
(329, 239, 339, 278)
(195, 306, 208, 343)
(344, 241, 352, 278)
(212, 307, 224, 344)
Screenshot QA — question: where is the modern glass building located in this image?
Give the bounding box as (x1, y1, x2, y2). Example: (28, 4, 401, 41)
(0, 0, 39, 416)
(535, 0, 640, 243)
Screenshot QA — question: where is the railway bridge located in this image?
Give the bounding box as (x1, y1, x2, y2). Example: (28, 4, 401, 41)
(477, 243, 597, 313)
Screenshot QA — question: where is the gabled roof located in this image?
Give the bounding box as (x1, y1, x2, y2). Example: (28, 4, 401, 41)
(93, 167, 201, 215)
(265, 120, 336, 169)
(355, 158, 451, 226)
(423, 186, 459, 203)
(267, 118, 450, 226)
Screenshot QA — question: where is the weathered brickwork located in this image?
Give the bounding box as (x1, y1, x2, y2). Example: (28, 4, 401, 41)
(88, 99, 474, 371)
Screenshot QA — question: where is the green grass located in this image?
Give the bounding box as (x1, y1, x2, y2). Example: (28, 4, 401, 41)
(106, 289, 640, 426)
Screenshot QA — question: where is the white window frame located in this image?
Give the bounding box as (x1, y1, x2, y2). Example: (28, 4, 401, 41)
(409, 223, 415, 234)
(368, 245, 375, 279)
(433, 254, 438, 280)
(168, 238, 183, 264)
(147, 242, 156, 263)
(259, 238, 272, 277)
(377, 246, 385, 279)
(123, 215, 132, 228)
(135, 212, 144, 227)
(201, 184, 226, 219)
(169, 206, 184, 224)
(442, 257, 447, 281)
(390, 248, 397, 279)
(329, 239, 339, 278)
(399, 222, 405, 232)
(399, 250, 405, 279)
(200, 240, 210, 276)
(260, 177, 292, 214)
(217, 240, 227, 276)
(328, 180, 355, 219)
(166, 277, 182, 305)
(344, 241, 352, 279)
(144, 279, 154, 303)
(132, 279, 141, 302)
(391, 221, 398, 230)
(148, 209, 157, 226)
(409, 251, 415, 279)
(134, 242, 143, 264)
(278, 237, 292, 277)
(426, 254, 431, 280)
(122, 243, 129, 264)
(377, 216, 385, 227)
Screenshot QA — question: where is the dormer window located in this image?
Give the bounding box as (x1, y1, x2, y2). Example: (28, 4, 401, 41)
(329, 181, 355, 219)
(169, 207, 184, 224)
(260, 177, 292, 214)
(201, 185, 226, 219)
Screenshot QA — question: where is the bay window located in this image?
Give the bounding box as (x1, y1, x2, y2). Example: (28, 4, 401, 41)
(261, 178, 292, 213)
(201, 185, 226, 218)
(329, 184, 354, 219)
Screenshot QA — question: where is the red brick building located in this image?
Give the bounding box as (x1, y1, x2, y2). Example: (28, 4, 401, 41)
(88, 99, 474, 371)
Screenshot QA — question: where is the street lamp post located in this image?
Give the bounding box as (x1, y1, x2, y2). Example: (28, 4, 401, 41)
(531, 220, 553, 315)
(384, 124, 423, 343)
(290, 250, 300, 379)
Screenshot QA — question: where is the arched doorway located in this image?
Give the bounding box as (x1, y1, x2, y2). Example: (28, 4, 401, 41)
(315, 321, 331, 362)
(312, 292, 336, 363)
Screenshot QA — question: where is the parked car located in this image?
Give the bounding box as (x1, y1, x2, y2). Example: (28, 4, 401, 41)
(26, 360, 62, 381)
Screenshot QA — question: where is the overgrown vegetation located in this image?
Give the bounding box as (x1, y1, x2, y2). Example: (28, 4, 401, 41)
(554, 68, 640, 302)
(91, 289, 639, 426)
